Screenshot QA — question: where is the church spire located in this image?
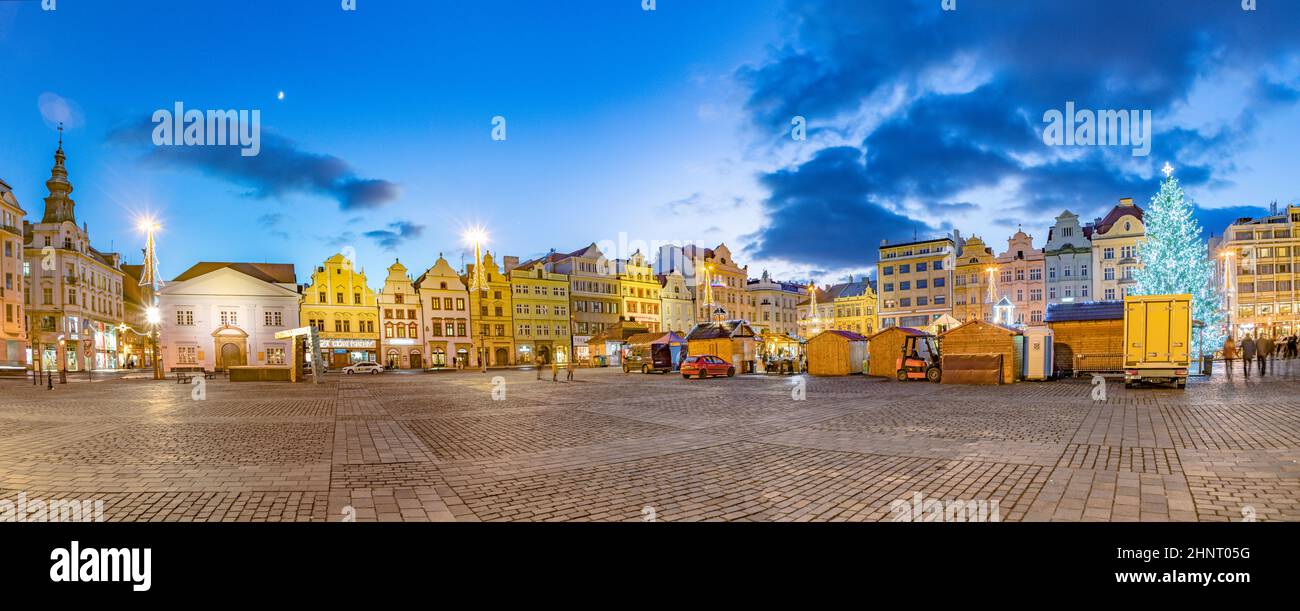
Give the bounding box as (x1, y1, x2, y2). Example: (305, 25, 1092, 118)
(42, 123, 77, 224)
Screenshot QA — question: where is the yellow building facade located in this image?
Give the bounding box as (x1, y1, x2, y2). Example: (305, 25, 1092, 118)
(954, 235, 996, 323)
(300, 254, 380, 368)
(878, 236, 956, 329)
(830, 278, 877, 336)
(615, 249, 661, 332)
(466, 251, 515, 366)
(508, 258, 570, 365)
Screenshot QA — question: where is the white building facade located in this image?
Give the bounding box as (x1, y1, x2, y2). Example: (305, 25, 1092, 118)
(158, 263, 300, 371)
(378, 260, 424, 369)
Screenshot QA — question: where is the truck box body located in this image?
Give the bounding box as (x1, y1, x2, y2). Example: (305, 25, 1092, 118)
(1123, 294, 1192, 388)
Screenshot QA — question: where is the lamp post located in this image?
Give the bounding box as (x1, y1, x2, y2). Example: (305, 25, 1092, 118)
(139, 218, 164, 380)
(462, 226, 488, 372)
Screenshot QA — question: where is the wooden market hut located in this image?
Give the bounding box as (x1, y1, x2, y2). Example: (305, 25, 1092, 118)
(757, 330, 803, 374)
(685, 320, 759, 373)
(1044, 300, 1125, 377)
(806, 329, 868, 376)
(939, 320, 1023, 384)
(865, 326, 930, 378)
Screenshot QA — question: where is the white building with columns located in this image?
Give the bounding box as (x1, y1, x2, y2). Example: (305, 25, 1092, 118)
(157, 262, 300, 371)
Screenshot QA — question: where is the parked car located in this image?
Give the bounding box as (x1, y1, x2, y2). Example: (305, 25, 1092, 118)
(623, 344, 673, 374)
(342, 361, 384, 375)
(680, 355, 734, 379)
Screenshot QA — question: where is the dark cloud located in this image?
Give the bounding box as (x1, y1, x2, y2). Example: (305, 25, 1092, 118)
(107, 118, 399, 210)
(743, 147, 937, 268)
(741, 0, 1300, 267)
(1193, 205, 1270, 239)
(365, 221, 425, 250)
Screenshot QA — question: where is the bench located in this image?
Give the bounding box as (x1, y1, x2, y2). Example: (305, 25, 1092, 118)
(175, 373, 193, 384)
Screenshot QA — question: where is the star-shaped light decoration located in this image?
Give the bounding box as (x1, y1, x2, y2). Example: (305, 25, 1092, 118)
(1162, 162, 1174, 178)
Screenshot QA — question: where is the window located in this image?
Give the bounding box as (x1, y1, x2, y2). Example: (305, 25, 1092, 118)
(933, 260, 944, 271)
(178, 346, 198, 364)
(1081, 285, 1089, 298)
(176, 310, 194, 326)
(898, 264, 910, 274)
(1104, 267, 1115, 281)
(916, 279, 928, 289)
(220, 310, 238, 326)
(916, 296, 928, 306)
(264, 310, 283, 326)
(1103, 247, 1115, 260)
(899, 281, 911, 291)
(1105, 288, 1115, 300)
(916, 262, 928, 272)
(882, 266, 893, 276)
(266, 347, 285, 365)
(1029, 268, 1042, 281)
(1048, 267, 1056, 280)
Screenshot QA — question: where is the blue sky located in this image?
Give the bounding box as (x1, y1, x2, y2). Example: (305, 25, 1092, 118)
(1, 0, 1298, 286)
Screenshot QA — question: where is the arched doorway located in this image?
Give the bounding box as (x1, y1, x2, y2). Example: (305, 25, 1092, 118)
(219, 342, 245, 369)
(432, 348, 446, 367)
(538, 345, 551, 364)
(494, 347, 509, 366)
(212, 326, 249, 371)
(409, 350, 422, 369)
(386, 349, 400, 369)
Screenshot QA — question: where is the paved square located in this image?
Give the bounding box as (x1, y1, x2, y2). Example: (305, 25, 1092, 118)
(1, 364, 1298, 522)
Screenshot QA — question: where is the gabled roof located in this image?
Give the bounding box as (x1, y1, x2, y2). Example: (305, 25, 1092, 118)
(940, 319, 1022, 337)
(1090, 200, 1144, 237)
(172, 262, 296, 284)
(685, 320, 756, 340)
(1044, 300, 1125, 322)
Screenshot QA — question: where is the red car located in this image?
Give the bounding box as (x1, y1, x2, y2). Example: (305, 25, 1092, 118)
(680, 355, 735, 379)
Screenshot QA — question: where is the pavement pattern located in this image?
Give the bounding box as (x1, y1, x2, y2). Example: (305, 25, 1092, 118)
(1, 362, 1297, 522)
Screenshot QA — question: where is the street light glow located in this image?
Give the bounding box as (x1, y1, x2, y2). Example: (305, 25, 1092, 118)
(145, 306, 161, 325)
(461, 226, 488, 246)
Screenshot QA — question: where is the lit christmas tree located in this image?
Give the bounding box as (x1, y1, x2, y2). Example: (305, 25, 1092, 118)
(1134, 163, 1226, 357)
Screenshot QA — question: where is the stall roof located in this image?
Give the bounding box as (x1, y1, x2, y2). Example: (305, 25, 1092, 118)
(1044, 300, 1125, 322)
(816, 329, 868, 341)
(686, 320, 757, 340)
(866, 326, 929, 341)
(625, 331, 686, 346)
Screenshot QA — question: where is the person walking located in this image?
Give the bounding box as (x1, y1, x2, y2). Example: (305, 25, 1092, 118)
(1258, 334, 1274, 376)
(535, 355, 544, 381)
(1240, 335, 1256, 378)
(1222, 337, 1237, 377)
(551, 358, 559, 382)
(566, 357, 575, 381)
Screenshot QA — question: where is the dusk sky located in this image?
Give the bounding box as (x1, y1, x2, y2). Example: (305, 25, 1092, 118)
(2, 0, 1298, 286)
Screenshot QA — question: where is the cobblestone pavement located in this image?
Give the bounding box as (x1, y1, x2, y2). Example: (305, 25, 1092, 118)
(1, 362, 1297, 522)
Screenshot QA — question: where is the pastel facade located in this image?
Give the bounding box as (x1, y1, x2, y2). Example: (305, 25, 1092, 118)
(465, 251, 515, 366)
(1044, 210, 1092, 305)
(878, 236, 956, 329)
(829, 279, 877, 336)
(508, 257, 570, 364)
(994, 229, 1046, 325)
(545, 244, 620, 361)
(615, 249, 660, 332)
(300, 254, 380, 368)
(22, 138, 126, 372)
(1089, 198, 1145, 301)
(953, 235, 996, 323)
(0, 179, 27, 369)
(414, 255, 473, 368)
(158, 262, 300, 371)
(657, 270, 696, 335)
(378, 260, 424, 369)
(745, 270, 803, 337)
